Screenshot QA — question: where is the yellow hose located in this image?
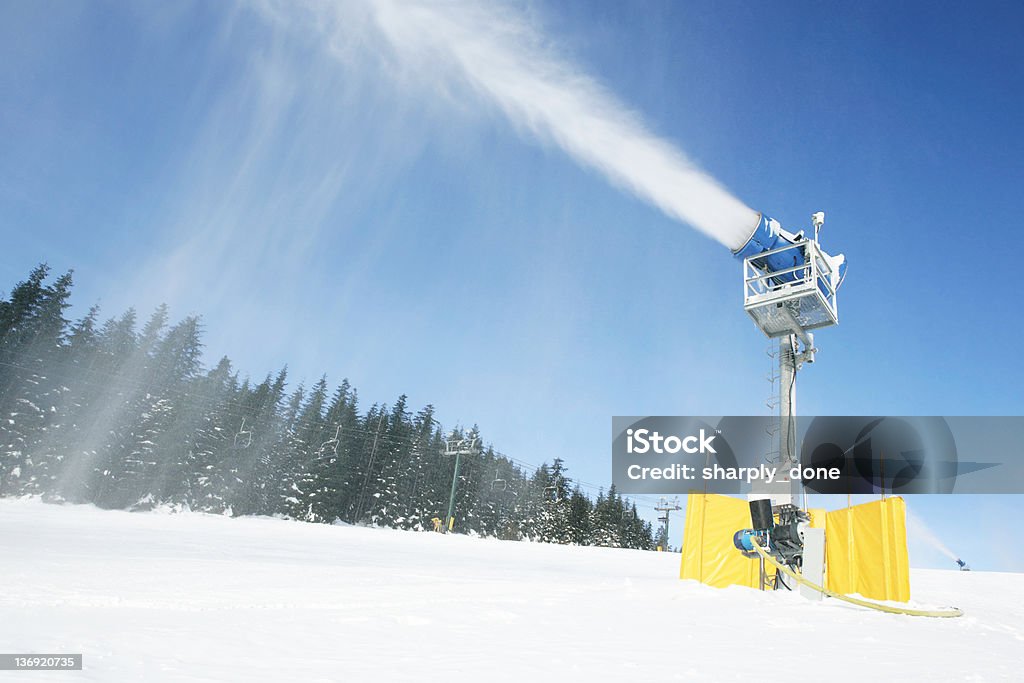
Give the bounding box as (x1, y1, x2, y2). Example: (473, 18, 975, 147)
(750, 538, 963, 618)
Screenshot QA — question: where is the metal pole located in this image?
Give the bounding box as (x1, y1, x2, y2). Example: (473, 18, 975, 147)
(779, 334, 797, 468)
(778, 334, 801, 505)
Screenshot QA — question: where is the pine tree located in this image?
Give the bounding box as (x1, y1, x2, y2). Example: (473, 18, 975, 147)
(229, 367, 288, 516)
(0, 264, 51, 366)
(0, 267, 74, 495)
(532, 459, 572, 543)
(567, 486, 593, 545)
(70, 308, 140, 505)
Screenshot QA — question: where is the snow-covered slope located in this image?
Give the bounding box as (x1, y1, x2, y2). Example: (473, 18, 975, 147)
(1, 499, 1021, 681)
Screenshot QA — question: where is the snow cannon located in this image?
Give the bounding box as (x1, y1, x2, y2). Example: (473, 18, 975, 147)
(736, 212, 847, 341)
(733, 212, 848, 288)
(734, 499, 810, 581)
(956, 558, 971, 571)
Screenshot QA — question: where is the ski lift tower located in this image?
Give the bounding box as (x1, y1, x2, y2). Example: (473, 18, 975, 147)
(735, 211, 846, 506)
(443, 436, 479, 532)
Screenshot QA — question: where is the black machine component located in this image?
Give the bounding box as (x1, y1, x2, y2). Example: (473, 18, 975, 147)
(733, 501, 811, 590)
(769, 503, 807, 570)
(749, 498, 774, 531)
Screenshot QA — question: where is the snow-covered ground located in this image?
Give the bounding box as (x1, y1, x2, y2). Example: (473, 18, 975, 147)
(1, 499, 1021, 681)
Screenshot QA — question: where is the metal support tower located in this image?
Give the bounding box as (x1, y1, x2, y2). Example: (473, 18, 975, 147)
(655, 496, 682, 549)
(742, 213, 841, 507)
(766, 334, 802, 505)
(443, 436, 479, 533)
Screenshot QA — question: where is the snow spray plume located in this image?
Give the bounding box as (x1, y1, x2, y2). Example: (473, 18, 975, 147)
(906, 509, 959, 563)
(259, 0, 759, 250)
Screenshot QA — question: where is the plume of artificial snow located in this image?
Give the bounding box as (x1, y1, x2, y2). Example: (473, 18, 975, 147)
(262, 0, 759, 250)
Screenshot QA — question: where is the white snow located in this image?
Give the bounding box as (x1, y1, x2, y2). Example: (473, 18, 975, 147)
(1, 498, 1021, 681)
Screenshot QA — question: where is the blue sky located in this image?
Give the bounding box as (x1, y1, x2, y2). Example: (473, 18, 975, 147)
(2, 0, 1022, 570)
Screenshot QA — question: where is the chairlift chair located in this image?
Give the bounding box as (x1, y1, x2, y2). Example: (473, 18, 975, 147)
(232, 418, 253, 449)
(318, 425, 342, 458)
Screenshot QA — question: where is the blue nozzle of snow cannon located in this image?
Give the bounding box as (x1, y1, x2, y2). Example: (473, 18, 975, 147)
(956, 558, 970, 571)
(733, 529, 763, 554)
(733, 213, 848, 288)
(732, 213, 790, 260)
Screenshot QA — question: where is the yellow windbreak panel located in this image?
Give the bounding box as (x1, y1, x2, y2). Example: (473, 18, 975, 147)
(680, 493, 767, 589)
(825, 498, 910, 602)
